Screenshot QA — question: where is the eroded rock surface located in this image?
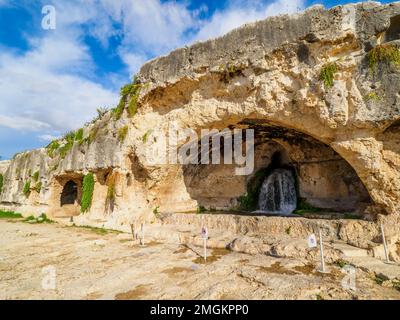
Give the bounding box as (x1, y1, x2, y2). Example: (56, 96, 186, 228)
(1, 2, 400, 235)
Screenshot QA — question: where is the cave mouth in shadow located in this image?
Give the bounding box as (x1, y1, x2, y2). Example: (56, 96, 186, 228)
(60, 180, 78, 206)
(182, 120, 373, 216)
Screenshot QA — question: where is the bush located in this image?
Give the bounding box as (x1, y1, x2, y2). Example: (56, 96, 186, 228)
(23, 181, 31, 197)
(46, 140, 60, 158)
(142, 129, 153, 143)
(34, 181, 42, 193)
(32, 170, 39, 182)
(367, 44, 400, 74)
(81, 173, 94, 213)
(59, 131, 75, 158)
(112, 77, 142, 120)
(319, 62, 338, 89)
(197, 206, 206, 214)
(365, 91, 381, 102)
(0, 173, 3, 194)
(24, 213, 53, 224)
(74, 128, 84, 144)
(0, 210, 23, 219)
(293, 198, 321, 215)
(88, 125, 99, 144)
(117, 126, 129, 143)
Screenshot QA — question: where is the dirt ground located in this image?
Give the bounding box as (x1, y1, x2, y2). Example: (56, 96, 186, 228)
(0, 220, 399, 300)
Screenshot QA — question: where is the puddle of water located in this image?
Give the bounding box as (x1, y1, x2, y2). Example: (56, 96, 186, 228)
(292, 264, 339, 280)
(258, 262, 297, 275)
(162, 267, 193, 277)
(115, 284, 150, 300)
(192, 248, 230, 265)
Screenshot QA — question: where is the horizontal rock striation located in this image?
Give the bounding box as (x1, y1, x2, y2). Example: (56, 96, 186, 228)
(1, 2, 400, 237)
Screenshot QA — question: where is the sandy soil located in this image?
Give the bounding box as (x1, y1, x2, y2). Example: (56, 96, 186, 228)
(0, 219, 399, 300)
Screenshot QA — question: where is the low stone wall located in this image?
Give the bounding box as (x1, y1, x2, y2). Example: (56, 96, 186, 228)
(159, 212, 400, 249)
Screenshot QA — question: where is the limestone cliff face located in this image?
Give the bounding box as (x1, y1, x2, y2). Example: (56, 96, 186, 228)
(1, 2, 400, 228)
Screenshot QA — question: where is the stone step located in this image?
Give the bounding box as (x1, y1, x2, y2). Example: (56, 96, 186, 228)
(348, 257, 400, 280)
(332, 242, 369, 258)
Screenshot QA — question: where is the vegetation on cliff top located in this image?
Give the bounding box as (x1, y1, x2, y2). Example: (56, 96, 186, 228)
(81, 173, 94, 213)
(113, 76, 142, 120)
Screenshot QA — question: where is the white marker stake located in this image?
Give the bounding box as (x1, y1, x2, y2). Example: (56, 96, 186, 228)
(319, 228, 326, 273)
(141, 223, 145, 246)
(381, 223, 390, 263)
(201, 226, 208, 263)
(204, 238, 207, 262)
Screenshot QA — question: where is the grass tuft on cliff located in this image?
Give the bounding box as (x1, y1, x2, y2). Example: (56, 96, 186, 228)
(367, 44, 400, 74)
(46, 140, 60, 158)
(319, 62, 338, 89)
(59, 131, 75, 158)
(0, 173, 3, 194)
(113, 76, 142, 120)
(74, 128, 84, 145)
(34, 181, 42, 193)
(117, 125, 129, 143)
(23, 181, 31, 197)
(81, 173, 94, 213)
(32, 170, 39, 182)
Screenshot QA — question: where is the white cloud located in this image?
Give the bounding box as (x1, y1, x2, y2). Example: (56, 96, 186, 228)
(0, 115, 50, 131)
(38, 134, 61, 142)
(0, 35, 118, 133)
(194, 0, 306, 42)
(0, 0, 308, 144)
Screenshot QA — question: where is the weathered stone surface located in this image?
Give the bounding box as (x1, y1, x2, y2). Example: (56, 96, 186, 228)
(0, 2, 400, 242)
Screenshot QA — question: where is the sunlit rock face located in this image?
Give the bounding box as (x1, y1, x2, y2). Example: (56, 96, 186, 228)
(1, 2, 400, 230)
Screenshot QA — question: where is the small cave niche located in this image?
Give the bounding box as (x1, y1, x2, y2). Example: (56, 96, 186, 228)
(60, 180, 78, 206)
(384, 14, 400, 42)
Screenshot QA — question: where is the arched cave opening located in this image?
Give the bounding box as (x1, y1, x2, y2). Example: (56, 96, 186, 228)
(182, 120, 373, 216)
(384, 14, 400, 42)
(60, 180, 78, 206)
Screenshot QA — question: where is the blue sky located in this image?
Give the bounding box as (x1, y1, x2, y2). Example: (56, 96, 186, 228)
(0, 0, 394, 159)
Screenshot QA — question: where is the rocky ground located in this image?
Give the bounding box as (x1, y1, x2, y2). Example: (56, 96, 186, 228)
(0, 219, 399, 300)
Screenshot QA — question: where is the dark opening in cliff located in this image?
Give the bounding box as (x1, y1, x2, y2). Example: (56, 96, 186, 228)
(182, 120, 372, 215)
(60, 180, 78, 206)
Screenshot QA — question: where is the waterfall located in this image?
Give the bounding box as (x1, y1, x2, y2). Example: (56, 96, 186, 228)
(257, 169, 297, 214)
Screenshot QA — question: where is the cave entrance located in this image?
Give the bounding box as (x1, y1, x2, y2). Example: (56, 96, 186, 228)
(60, 180, 78, 206)
(384, 14, 400, 42)
(182, 120, 373, 216)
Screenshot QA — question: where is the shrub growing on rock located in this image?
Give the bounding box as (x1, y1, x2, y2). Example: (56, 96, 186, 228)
(117, 126, 128, 143)
(23, 181, 31, 197)
(32, 170, 39, 182)
(319, 62, 338, 89)
(81, 173, 94, 213)
(367, 44, 400, 74)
